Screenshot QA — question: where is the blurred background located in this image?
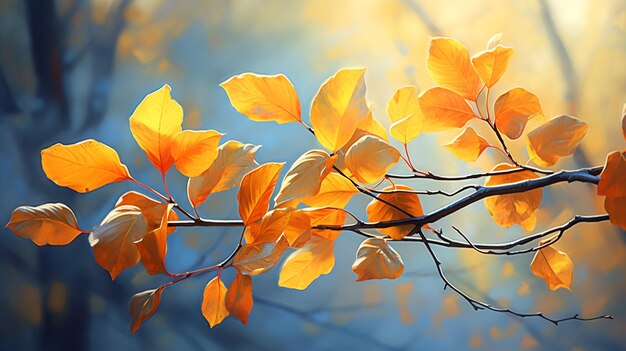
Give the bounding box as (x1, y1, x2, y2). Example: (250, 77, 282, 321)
(1, 0, 625, 350)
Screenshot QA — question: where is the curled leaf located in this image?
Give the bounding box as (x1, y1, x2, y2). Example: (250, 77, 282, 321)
(278, 236, 335, 290)
(202, 276, 229, 328)
(274, 150, 335, 208)
(530, 243, 573, 291)
(130, 288, 163, 333)
(494, 88, 543, 140)
(238, 163, 284, 225)
(6, 203, 83, 246)
(171, 130, 222, 177)
(225, 271, 254, 325)
(526, 115, 588, 166)
(366, 185, 425, 240)
(345, 135, 400, 184)
(418, 87, 476, 132)
(352, 238, 404, 282)
(427, 37, 481, 100)
(443, 127, 490, 162)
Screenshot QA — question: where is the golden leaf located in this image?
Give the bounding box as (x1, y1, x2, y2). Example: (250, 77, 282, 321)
(345, 135, 400, 184)
(471, 45, 514, 88)
(225, 271, 254, 325)
(494, 88, 543, 140)
(115, 191, 176, 233)
(530, 243, 573, 291)
(278, 236, 335, 290)
(427, 37, 481, 100)
(366, 185, 425, 240)
(526, 115, 588, 166)
(245, 208, 293, 245)
(171, 130, 222, 177)
(233, 236, 289, 276)
(597, 151, 626, 196)
(301, 207, 347, 241)
(135, 204, 175, 275)
(6, 203, 83, 246)
(202, 276, 229, 328)
(418, 87, 476, 132)
(352, 238, 404, 281)
(303, 172, 358, 208)
(604, 195, 626, 230)
(387, 86, 421, 123)
(237, 163, 284, 225)
(274, 150, 335, 208)
(130, 288, 163, 333)
(442, 127, 490, 162)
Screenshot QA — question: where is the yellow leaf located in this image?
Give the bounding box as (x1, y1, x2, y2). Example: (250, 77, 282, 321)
(220, 73, 301, 124)
(604, 195, 626, 230)
(245, 208, 293, 245)
(494, 88, 543, 140)
(484, 163, 542, 231)
(130, 288, 163, 333)
(171, 130, 222, 177)
(418, 87, 476, 132)
(274, 150, 335, 208)
(427, 37, 482, 100)
(238, 163, 284, 225)
(345, 136, 400, 184)
(187, 141, 260, 208)
(526, 115, 588, 166)
(41, 139, 131, 193)
(6, 203, 83, 246)
(597, 151, 626, 196)
(278, 236, 335, 290)
(303, 172, 358, 208)
(136, 204, 175, 275)
(89, 205, 149, 280)
(389, 114, 423, 145)
(129, 84, 183, 174)
(358, 108, 388, 141)
(233, 236, 289, 276)
(310, 68, 369, 151)
(225, 271, 254, 325)
(301, 207, 347, 241)
(443, 127, 490, 162)
(115, 191, 176, 233)
(202, 276, 229, 328)
(530, 243, 573, 291)
(366, 185, 425, 240)
(387, 86, 421, 123)
(352, 238, 404, 281)
(471, 45, 514, 88)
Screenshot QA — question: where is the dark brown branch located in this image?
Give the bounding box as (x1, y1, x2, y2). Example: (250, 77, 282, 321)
(386, 164, 556, 181)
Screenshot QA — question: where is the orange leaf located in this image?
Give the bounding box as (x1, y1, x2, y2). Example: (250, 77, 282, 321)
(366, 185, 425, 240)
(484, 163, 542, 231)
(310, 68, 369, 151)
(303, 172, 358, 208)
(233, 236, 289, 276)
(345, 135, 400, 184)
(130, 288, 163, 333)
(41, 139, 131, 193)
(171, 130, 222, 177)
(129, 84, 183, 175)
(278, 236, 335, 290)
(187, 140, 260, 208)
(622, 103, 626, 141)
(526, 115, 588, 166)
(597, 151, 626, 196)
(494, 88, 543, 140)
(301, 207, 347, 241)
(443, 127, 490, 162)
(220, 73, 301, 124)
(530, 243, 573, 291)
(225, 271, 254, 325)
(115, 191, 175, 233)
(604, 195, 626, 230)
(202, 276, 229, 328)
(136, 204, 175, 275)
(245, 208, 293, 245)
(352, 238, 404, 281)
(89, 205, 148, 279)
(274, 150, 335, 208)
(6, 203, 84, 246)
(471, 45, 514, 88)
(418, 87, 476, 132)
(237, 163, 284, 225)
(427, 37, 482, 100)
(283, 210, 312, 247)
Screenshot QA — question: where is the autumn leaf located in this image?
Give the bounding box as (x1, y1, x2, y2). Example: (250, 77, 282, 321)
(136, 204, 175, 275)
(357, 108, 388, 142)
(238, 163, 284, 225)
(301, 207, 348, 241)
(598, 151, 626, 230)
(427, 37, 482, 100)
(387, 86, 421, 123)
(443, 127, 490, 162)
(303, 172, 358, 208)
(115, 191, 176, 233)
(418, 87, 476, 132)
(41, 139, 131, 193)
(345, 136, 400, 184)
(130, 288, 163, 333)
(310, 68, 369, 151)
(221, 73, 301, 124)
(274, 150, 335, 208)
(6, 203, 84, 246)
(366, 185, 425, 240)
(187, 140, 260, 208)
(622, 103, 626, 141)
(233, 236, 289, 275)
(526, 115, 588, 166)
(202, 276, 229, 328)
(283, 210, 312, 247)
(225, 271, 254, 325)
(494, 88, 543, 140)
(530, 243, 573, 291)
(471, 45, 514, 88)
(278, 236, 335, 290)
(171, 130, 222, 177)
(604, 195, 626, 230)
(129, 84, 183, 175)
(245, 208, 293, 245)
(484, 163, 542, 231)
(352, 238, 404, 282)
(89, 205, 148, 279)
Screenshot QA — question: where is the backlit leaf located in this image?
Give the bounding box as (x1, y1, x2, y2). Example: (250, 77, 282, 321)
(278, 236, 335, 290)
(274, 150, 335, 208)
(427, 37, 481, 100)
(238, 163, 284, 225)
(597, 151, 626, 196)
(494, 88, 543, 140)
(225, 271, 254, 325)
(443, 127, 490, 162)
(389, 114, 423, 145)
(387, 86, 421, 123)
(221, 73, 301, 124)
(471, 45, 514, 88)
(135, 204, 175, 275)
(366, 185, 425, 240)
(233, 236, 289, 276)
(358, 108, 388, 141)
(283, 210, 312, 247)
(129, 84, 183, 174)
(303, 172, 358, 208)
(530, 243, 573, 291)
(187, 141, 260, 208)
(526, 115, 588, 166)
(115, 191, 176, 233)
(345, 135, 400, 184)
(41, 139, 131, 193)
(604, 195, 626, 230)
(130, 288, 163, 333)
(6, 203, 83, 246)
(301, 207, 347, 241)
(171, 130, 222, 177)
(202, 276, 229, 328)
(352, 238, 404, 282)
(418, 87, 476, 132)
(245, 208, 293, 245)
(310, 68, 369, 151)
(484, 163, 542, 231)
